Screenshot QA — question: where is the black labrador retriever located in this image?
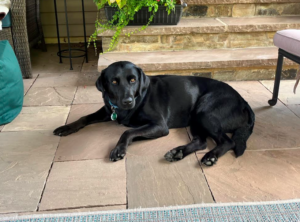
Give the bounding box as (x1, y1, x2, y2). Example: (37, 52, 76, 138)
(54, 61, 255, 166)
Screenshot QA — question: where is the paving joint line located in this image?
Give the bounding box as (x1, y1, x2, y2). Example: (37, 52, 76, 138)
(195, 153, 216, 203)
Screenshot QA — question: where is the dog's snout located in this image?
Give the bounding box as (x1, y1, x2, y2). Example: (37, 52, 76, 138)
(122, 97, 133, 105)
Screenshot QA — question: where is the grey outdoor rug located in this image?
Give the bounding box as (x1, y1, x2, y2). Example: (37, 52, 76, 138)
(1, 199, 300, 222)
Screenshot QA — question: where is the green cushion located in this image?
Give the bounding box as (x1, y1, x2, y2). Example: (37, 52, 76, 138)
(0, 40, 24, 125)
(2, 11, 11, 28)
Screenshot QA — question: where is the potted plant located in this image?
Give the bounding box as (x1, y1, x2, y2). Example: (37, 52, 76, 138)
(89, 0, 186, 52)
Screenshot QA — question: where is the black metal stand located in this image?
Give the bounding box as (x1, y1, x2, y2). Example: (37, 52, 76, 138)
(53, 0, 88, 70)
(269, 49, 300, 106)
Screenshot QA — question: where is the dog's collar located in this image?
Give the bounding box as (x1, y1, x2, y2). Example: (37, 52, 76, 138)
(108, 97, 138, 121)
(109, 100, 119, 109)
(108, 99, 118, 121)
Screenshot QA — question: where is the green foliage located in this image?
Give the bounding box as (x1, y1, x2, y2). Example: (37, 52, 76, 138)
(89, 0, 177, 53)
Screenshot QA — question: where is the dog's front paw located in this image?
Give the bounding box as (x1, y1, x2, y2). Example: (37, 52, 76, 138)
(110, 145, 126, 162)
(164, 146, 185, 162)
(201, 152, 218, 166)
(53, 124, 79, 137)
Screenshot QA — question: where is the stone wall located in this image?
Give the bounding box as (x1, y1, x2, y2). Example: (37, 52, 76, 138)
(182, 3, 300, 17)
(102, 32, 276, 52)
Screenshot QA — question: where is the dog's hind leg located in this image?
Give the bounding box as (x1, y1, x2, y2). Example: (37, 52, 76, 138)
(232, 125, 254, 157)
(201, 134, 235, 166)
(164, 118, 208, 162)
(164, 135, 207, 162)
(193, 113, 236, 166)
(232, 103, 255, 157)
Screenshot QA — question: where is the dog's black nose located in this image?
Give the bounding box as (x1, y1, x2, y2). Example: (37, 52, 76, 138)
(122, 97, 133, 105)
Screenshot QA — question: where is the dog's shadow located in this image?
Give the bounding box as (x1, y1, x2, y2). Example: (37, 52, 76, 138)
(253, 106, 273, 114)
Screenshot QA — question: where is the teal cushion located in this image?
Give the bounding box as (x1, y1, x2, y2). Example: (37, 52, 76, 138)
(0, 40, 24, 125)
(2, 11, 11, 28)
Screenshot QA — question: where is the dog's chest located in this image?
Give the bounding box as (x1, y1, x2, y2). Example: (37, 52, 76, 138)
(117, 119, 143, 128)
(115, 111, 146, 128)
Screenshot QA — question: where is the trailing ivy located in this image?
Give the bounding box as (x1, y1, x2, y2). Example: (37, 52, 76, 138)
(89, 0, 179, 53)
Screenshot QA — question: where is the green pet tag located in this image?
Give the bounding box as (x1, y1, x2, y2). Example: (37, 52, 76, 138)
(111, 107, 117, 121)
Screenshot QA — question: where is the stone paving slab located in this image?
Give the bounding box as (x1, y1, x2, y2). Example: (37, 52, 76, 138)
(39, 159, 126, 211)
(261, 80, 300, 105)
(33, 73, 81, 88)
(54, 104, 126, 161)
(77, 72, 100, 86)
(31, 46, 84, 77)
(198, 149, 300, 202)
(1, 205, 126, 218)
(55, 122, 128, 161)
(0, 131, 59, 213)
(39, 205, 127, 214)
(221, 16, 300, 32)
(73, 86, 104, 104)
(127, 128, 191, 158)
(228, 81, 300, 150)
(24, 79, 35, 95)
(81, 61, 99, 73)
(2, 106, 70, 132)
(127, 155, 214, 209)
(287, 105, 300, 119)
(23, 87, 77, 106)
(66, 104, 103, 124)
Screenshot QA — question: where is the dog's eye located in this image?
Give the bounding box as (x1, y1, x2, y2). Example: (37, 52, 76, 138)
(130, 79, 136, 83)
(112, 80, 117, 85)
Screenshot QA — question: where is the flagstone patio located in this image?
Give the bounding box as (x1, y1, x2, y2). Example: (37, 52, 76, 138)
(1, 45, 300, 216)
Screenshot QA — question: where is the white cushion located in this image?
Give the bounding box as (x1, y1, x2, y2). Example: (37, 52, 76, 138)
(273, 29, 300, 57)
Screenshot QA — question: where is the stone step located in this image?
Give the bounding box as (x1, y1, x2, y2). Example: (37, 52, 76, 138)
(98, 47, 298, 81)
(101, 16, 300, 52)
(182, 2, 300, 18)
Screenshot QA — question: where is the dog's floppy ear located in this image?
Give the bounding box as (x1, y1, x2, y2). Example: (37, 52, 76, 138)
(136, 66, 150, 96)
(96, 68, 107, 92)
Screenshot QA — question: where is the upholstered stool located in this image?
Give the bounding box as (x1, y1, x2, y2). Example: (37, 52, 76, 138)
(0, 40, 24, 125)
(268, 29, 300, 106)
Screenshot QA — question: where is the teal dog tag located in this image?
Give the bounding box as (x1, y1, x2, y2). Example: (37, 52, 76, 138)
(111, 107, 117, 121)
(111, 112, 117, 121)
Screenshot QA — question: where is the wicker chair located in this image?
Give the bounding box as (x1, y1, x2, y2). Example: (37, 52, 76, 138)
(26, 0, 46, 51)
(0, 0, 46, 79)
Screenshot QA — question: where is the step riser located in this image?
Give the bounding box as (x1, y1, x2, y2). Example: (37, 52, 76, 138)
(80, 66, 297, 82)
(183, 3, 300, 17)
(141, 66, 298, 81)
(98, 46, 298, 81)
(102, 32, 276, 52)
(99, 60, 297, 74)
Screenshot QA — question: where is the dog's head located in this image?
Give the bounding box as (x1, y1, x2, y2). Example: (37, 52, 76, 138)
(96, 61, 150, 110)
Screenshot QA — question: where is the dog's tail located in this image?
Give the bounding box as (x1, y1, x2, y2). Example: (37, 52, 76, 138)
(232, 102, 255, 157)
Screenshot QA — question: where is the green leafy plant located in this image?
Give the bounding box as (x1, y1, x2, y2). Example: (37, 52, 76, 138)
(89, 0, 180, 53)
